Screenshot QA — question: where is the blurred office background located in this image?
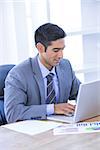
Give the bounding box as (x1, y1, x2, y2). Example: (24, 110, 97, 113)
(0, 0, 100, 82)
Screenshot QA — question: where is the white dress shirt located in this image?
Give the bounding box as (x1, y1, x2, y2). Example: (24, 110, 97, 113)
(38, 57, 59, 115)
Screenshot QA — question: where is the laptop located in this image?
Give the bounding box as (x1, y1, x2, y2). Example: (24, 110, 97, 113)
(47, 80, 100, 123)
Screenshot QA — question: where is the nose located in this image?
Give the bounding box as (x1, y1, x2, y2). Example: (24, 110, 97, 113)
(58, 50, 63, 58)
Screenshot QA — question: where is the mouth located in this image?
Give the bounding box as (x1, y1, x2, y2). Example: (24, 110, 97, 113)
(51, 58, 62, 66)
(54, 60, 60, 64)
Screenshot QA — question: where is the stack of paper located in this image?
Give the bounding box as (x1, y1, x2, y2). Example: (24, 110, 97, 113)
(53, 121, 100, 135)
(2, 120, 62, 136)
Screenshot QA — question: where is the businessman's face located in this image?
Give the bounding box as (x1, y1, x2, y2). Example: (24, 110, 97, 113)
(39, 38, 65, 70)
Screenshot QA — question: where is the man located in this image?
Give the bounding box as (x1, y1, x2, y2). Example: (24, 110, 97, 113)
(4, 23, 81, 123)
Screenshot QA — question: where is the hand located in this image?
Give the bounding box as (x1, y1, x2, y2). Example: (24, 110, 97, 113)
(54, 103, 76, 115)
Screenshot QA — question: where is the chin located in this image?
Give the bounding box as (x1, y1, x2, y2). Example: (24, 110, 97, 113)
(53, 63, 59, 67)
(56, 61, 60, 64)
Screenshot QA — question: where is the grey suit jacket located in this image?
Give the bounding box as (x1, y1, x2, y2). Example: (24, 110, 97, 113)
(4, 56, 81, 123)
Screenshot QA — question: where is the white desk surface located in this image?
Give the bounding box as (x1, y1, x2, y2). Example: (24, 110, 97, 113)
(0, 116, 100, 150)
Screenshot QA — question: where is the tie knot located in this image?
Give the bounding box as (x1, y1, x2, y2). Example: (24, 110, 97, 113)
(46, 73, 54, 82)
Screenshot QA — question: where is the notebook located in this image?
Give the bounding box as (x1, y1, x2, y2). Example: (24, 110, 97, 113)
(47, 80, 100, 123)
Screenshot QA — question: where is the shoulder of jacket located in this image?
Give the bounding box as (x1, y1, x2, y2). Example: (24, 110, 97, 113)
(60, 58, 71, 66)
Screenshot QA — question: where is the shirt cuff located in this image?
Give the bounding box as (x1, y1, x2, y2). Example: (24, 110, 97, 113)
(47, 104, 54, 115)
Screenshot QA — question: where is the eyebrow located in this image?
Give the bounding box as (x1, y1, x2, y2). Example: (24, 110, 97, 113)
(53, 46, 65, 50)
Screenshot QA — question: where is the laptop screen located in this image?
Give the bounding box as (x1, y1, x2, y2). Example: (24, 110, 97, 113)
(74, 80, 100, 122)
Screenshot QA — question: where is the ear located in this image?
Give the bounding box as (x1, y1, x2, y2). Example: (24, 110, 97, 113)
(36, 43, 45, 53)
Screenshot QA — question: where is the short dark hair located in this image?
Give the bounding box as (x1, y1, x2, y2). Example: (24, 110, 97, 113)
(34, 23, 66, 49)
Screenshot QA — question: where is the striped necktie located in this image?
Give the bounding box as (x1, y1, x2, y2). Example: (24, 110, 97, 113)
(46, 73, 56, 104)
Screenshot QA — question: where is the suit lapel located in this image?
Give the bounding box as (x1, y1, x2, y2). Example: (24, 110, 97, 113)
(30, 56, 45, 104)
(30, 56, 68, 104)
(56, 66, 66, 103)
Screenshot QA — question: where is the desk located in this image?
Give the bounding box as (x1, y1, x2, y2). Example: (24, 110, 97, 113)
(0, 116, 100, 150)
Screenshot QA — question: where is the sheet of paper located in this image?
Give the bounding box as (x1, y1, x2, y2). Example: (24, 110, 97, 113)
(2, 120, 62, 136)
(53, 121, 100, 135)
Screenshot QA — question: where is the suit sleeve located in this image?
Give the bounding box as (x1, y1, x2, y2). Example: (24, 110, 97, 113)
(4, 69, 47, 123)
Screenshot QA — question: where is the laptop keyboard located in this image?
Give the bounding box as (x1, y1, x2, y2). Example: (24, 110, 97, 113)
(65, 112, 74, 117)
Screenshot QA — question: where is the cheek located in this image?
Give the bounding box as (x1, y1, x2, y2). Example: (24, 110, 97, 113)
(46, 52, 53, 59)
(46, 51, 57, 62)
(48, 54, 56, 61)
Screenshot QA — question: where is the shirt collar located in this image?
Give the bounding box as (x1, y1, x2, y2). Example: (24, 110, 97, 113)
(37, 57, 56, 78)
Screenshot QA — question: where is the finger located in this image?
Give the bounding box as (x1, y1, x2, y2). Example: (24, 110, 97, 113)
(67, 103, 75, 111)
(62, 107, 74, 115)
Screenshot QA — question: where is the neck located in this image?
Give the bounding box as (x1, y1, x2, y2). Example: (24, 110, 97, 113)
(38, 55, 53, 71)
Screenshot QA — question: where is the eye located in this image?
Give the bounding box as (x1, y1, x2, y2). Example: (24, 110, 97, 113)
(53, 49, 60, 52)
(53, 48, 64, 52)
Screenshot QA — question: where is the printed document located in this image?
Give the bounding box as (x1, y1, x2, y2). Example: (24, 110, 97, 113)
(53, 121, 100, 135)
(2, 120, 62, 136)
